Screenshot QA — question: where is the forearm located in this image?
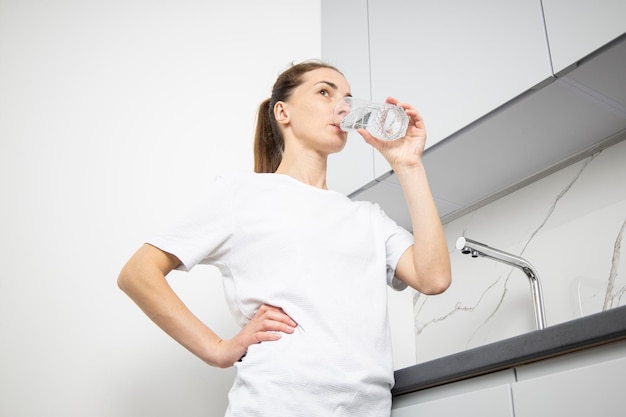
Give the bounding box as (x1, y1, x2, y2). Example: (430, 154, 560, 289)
(118, 244, 296, 367)
(117, 247, 226, 367)
(395, 163, 451, 294)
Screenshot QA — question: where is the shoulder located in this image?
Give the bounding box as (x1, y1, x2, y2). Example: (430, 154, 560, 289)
(214, 170, 284, 187)
(203, 171, 264, 195)
(203, 171, 294, 204)
(349, 198, 385, 216)
(211, 170, 254, 185)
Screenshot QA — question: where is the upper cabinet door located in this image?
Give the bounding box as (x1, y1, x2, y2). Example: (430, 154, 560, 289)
(322, 0, 376, 196)
(542, 0, 626, 75)
(368, 0, 553, 177)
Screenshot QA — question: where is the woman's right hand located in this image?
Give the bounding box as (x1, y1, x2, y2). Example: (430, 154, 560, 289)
(213, 304, 297, 368)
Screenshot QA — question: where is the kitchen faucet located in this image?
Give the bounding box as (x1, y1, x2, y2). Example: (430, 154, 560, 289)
(456, 236, 547, 330)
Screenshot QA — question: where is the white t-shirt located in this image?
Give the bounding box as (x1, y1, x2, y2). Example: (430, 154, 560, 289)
(148, 172, 414, 417)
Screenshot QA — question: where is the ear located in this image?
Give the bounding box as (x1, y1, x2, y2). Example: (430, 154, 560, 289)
(274, 101, 290, 126)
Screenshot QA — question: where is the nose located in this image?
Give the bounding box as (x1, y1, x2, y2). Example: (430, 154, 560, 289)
(334, 97, 351, 119)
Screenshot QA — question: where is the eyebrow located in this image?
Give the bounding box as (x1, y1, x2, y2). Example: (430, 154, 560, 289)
(316, 80, 338, 89)
(315, 81, 352, 97)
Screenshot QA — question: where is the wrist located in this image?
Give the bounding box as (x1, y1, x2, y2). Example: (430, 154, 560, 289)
(392, 161, 425, 177)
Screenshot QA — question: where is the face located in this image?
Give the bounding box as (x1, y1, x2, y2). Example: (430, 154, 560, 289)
(275, 67, 352, 155)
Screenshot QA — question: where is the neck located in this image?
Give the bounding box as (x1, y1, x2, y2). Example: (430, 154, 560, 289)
(275, 149, 328, 190)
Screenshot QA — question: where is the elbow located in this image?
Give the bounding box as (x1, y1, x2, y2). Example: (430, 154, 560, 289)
(418, 269, 452, 295)
(421, 275, 451, 295)
(421, 256, 452, 295)
(420, 281, 450, 295)
(400, 256, 452, 295)
(117, 259, 143, 296)
(117, 265, 133, 294)
(116, 244, 178, 297)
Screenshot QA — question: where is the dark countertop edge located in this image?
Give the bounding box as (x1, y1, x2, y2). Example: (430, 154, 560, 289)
(392, 305, 626, 396)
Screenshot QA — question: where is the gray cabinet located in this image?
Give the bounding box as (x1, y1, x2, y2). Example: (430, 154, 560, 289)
(322, 0, 375, 195)
(512, 342, 626, 417)
(392, 384, 514, 417)
(322, 0, 552, 194)
(367, 0, 553, 177)
(392, 340, 626, 417)
(392, 370, 515, 417)
(322, 1, 626, 223)
(542, 0, 626, 74)
(323, 0, 554, 190)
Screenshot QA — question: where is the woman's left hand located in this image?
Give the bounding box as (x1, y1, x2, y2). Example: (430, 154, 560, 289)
(357, 97, 426, 171)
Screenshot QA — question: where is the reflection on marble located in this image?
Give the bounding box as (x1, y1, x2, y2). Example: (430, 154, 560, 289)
(413, 139, 626, 364)
(604, 218, 625, 309)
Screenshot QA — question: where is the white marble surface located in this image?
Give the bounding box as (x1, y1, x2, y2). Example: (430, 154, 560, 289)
(413, 139, 626, 363)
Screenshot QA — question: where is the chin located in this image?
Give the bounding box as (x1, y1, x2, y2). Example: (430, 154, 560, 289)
(328, 137, 348, 154)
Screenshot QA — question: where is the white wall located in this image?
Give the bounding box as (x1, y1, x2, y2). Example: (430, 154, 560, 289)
(0, 1, 321, 416)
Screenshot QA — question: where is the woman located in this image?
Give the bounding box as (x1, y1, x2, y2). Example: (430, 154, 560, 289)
(118, 61, 451, 416)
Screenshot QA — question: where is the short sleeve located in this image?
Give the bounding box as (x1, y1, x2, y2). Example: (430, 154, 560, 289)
(147, 175, 236, 271)
(376, 205, 414, 291)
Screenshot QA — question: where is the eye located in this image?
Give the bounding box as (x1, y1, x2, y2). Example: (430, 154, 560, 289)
(319, 88, 329, 97)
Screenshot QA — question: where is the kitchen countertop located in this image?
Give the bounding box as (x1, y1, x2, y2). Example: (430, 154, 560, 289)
(392, 304, 626, 396)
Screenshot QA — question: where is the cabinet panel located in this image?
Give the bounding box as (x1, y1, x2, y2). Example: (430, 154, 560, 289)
(542, 0, 626, 74)
(392, 384, 513, 417)
(368, 0, 553, 177)
(321, 0, 376, 195)
(512, 356, 626, 417)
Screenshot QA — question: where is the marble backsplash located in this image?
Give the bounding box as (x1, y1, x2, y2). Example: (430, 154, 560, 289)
(413, 138, 626, 364)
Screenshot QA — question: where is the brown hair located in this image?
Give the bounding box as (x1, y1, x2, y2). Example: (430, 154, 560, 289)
(253, 60, 342, 173)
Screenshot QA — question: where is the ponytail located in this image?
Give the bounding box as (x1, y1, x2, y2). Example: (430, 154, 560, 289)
(254, 98, 282, 173)
(253, 60, 342, 173)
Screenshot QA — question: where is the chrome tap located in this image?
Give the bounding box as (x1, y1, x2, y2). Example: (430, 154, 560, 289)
(456, 236, 547, 330)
